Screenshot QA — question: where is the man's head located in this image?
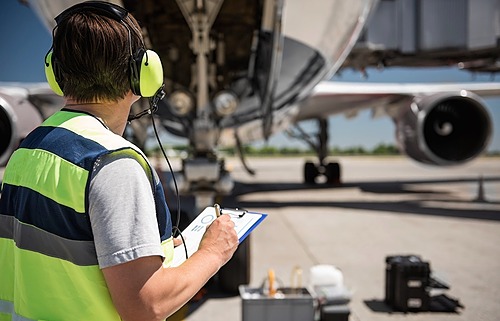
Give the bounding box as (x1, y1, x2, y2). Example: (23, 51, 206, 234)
(45, 1, 163, 102)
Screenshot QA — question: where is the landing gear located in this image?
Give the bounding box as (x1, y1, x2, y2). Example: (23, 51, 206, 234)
(174, 154, 251, 294)
(303, 160, 341, 185)
(289, 118, 342, 185)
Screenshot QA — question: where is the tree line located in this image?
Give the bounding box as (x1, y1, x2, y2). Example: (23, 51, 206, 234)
(157, 143, 499, 157)
(168, 143, 401, 156)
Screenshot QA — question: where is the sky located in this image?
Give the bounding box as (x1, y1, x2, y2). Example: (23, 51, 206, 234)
(1, 0, 499, 152)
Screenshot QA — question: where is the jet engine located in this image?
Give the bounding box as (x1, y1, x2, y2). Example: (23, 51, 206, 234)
(0, 98, 14, 167)
(0, 95, 40, 167)
(395, 91, 492, 166)
(0, 88, 53, 166)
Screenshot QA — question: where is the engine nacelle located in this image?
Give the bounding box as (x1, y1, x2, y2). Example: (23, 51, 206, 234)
(0, 90, 44, 166)
(395, 91, 492, 166)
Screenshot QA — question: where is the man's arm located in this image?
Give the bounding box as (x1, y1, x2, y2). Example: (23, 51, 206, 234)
(89, 154, 238, 321)
(102, 214, 237, 321)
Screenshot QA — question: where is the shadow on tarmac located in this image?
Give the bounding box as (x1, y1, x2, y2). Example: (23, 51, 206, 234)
(231, 176, 500, 196)
(221, 176, 500, 222)
(364, 295, 464, 314)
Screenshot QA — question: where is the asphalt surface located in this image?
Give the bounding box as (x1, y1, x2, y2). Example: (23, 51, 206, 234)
(171, 156, 500, 321)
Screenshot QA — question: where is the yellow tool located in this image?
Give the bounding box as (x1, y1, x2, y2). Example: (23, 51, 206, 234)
(268, 268, 276, 297)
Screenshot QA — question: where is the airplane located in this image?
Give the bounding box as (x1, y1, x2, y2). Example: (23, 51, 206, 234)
(1, 0, 500, 292)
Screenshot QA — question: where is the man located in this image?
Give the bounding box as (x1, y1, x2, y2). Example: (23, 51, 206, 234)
(0, 1, 238, 320)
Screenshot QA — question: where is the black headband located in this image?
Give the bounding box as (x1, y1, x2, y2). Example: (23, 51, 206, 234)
(55, 0, 128, 24)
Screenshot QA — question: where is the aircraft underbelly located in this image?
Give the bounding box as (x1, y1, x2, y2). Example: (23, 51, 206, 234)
(28, 0, 377, 145)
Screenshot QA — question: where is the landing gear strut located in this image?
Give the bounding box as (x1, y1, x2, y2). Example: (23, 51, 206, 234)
(289, 118, 342, 185)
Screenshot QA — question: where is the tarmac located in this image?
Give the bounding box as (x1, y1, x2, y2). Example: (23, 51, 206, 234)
(2, 156, 500, 321)
(170, 156, 500, 321)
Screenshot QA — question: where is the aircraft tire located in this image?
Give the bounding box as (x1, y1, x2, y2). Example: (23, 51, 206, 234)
(218, 235, 251, 294)
(304, 161, 318, 184)
(325, 162, 341, 184)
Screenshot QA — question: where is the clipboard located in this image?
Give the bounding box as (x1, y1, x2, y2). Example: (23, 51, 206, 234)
(171, 206, 267, 267)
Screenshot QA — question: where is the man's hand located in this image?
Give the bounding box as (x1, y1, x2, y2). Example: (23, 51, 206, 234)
(198, 214, 239, 267)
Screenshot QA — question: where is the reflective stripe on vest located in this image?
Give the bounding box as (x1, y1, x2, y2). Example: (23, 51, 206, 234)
(0, 110, 173, 320)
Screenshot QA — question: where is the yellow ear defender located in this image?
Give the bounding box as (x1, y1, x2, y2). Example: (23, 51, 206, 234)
(44, 51, 64, 96)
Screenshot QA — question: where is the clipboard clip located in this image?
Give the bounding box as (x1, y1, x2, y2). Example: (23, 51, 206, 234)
(214, 203, 247, 218)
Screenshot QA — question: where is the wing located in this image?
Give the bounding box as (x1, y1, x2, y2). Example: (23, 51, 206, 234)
(295, 81, 500, 121)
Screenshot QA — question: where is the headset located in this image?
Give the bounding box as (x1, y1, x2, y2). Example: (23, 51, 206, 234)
(44, 1, 164, 98)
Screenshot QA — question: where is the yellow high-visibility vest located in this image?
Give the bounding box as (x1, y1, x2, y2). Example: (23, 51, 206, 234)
(0, 110, 173, 321)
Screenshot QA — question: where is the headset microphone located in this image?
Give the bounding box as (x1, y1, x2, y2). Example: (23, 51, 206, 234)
(127, 86, 165, 122)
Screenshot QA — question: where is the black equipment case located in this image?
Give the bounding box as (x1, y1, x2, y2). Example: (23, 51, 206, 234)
(385, 255, 431, 312)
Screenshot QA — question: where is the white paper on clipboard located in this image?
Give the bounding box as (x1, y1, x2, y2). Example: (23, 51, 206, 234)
(170, 206, 267, 267)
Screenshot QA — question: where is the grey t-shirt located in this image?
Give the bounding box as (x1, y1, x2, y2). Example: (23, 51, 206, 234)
(88, 153, 164, 269)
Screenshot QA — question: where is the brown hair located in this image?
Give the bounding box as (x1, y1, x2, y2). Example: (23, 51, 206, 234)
(53, 11, 143, 102)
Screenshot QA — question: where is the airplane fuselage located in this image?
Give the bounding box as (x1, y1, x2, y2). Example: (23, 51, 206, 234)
(29, 0, 377, 149)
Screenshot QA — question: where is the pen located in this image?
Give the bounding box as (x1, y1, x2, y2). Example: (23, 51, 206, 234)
(214, 203, 221, 217)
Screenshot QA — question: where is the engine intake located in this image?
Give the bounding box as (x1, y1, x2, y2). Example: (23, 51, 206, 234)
(0, 97, 15, 167)
(395, 91, 492, 166)
(0, 91, 46, 167)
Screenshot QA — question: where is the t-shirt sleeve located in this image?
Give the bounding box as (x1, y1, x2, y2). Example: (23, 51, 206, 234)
(88, 152, 163, 269)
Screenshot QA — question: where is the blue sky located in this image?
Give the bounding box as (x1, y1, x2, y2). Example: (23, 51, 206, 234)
(1, 1, 499, 152)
